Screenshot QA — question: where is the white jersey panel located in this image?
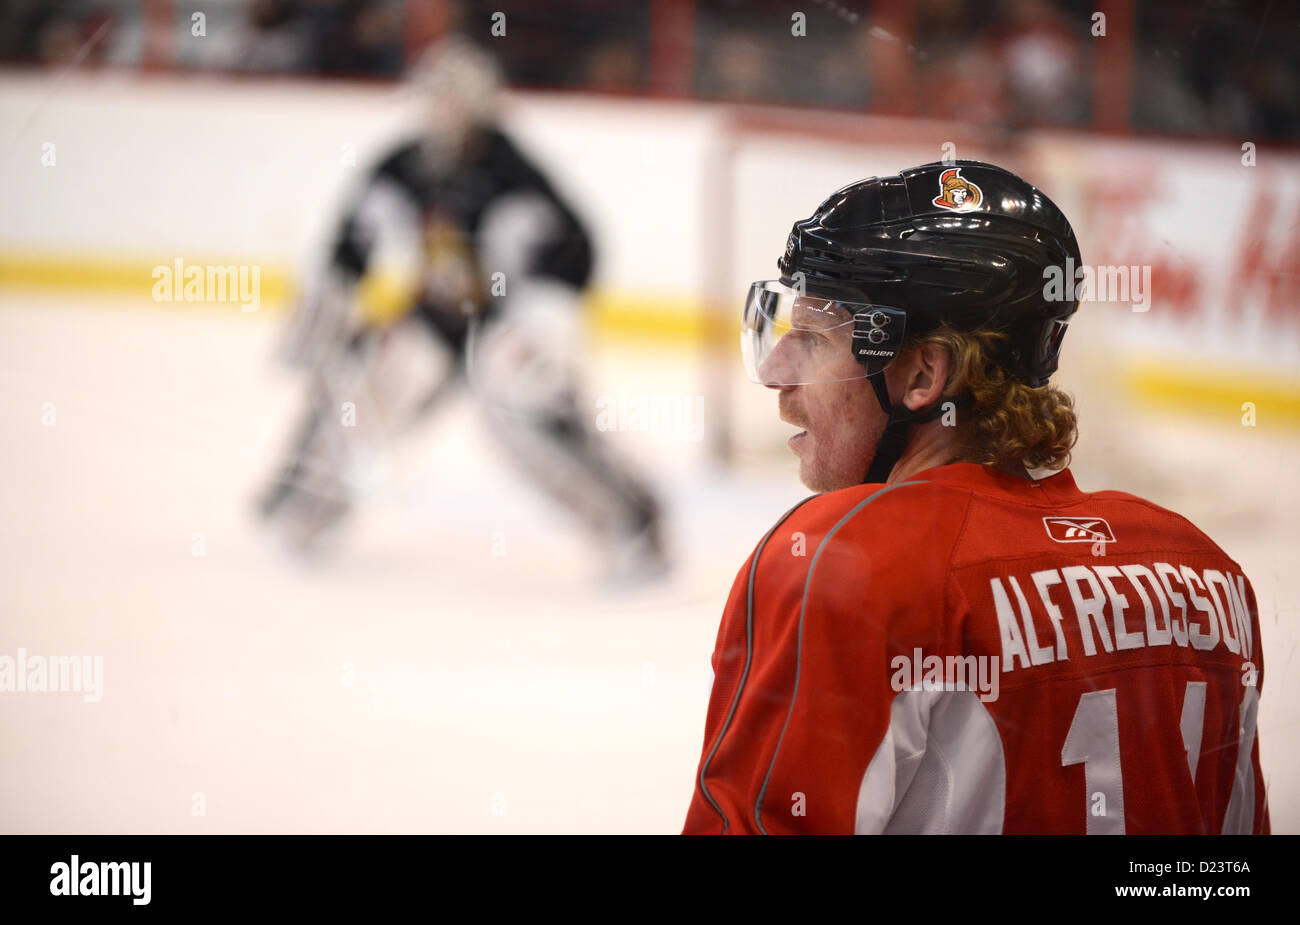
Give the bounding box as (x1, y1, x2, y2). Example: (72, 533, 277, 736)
(856, 690, 1007, 834)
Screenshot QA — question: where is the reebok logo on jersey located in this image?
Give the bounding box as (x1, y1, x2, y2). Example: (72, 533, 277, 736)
(1043, 516, 1115, 544)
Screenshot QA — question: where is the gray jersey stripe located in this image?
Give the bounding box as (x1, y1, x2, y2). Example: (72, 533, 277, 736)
(698, 495, 819, 834)
(754, 481, 929, 834)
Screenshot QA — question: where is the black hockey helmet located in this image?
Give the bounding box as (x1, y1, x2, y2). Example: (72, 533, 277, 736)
(743, 160, 1082, 482)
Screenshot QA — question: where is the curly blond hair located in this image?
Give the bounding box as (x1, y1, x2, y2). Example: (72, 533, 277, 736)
(907, 325, 1078, 471)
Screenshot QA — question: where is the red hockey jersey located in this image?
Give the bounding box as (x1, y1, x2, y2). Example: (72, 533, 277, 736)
(683, 463, 1268, 834)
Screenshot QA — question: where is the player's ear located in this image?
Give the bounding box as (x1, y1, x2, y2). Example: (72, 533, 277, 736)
(897, 342, 950, 412)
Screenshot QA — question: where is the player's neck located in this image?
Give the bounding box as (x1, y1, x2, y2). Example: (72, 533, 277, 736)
(887, 422, 1032, 483)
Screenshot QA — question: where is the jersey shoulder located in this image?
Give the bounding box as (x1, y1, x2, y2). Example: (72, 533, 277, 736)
(779, 477, 975, 554)
(744, 481, 971, 644)
(758, 479, 973, 607)
(360, 137, 434, 195)
(1080, 485, 1246, 568)
(472, 128, 552, 193)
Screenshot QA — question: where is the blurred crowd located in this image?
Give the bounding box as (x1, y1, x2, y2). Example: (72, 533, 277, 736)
(0, 0, 405, 74)
(1, 0, 1295, 139)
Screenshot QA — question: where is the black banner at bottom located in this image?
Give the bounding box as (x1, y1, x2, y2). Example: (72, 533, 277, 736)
(0, 834, 1286, 911)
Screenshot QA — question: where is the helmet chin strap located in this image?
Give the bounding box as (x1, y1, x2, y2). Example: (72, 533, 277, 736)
(862, 373, 948, 483)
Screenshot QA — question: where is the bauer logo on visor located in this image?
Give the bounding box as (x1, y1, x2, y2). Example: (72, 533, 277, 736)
(740, 280, 907, 386)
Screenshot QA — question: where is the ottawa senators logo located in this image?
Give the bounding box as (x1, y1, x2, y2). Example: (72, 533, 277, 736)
(933, 167, 982, 212)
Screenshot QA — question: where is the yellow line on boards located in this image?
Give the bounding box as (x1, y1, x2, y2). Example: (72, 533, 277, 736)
(0, 251, 712, 341)
(1124, 359, 1300, 427)
(3, 252, 1297, 429)
(0, 252, 294, 307)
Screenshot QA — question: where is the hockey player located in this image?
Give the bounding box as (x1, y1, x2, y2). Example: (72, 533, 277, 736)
(259, 37, 665, 581)
(684, 161, 1267, 834)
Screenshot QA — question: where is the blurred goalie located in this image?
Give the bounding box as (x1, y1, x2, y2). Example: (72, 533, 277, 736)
(258, 36, 666, 582)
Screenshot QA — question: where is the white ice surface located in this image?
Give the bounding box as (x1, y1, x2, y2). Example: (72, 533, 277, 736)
(0, 295, 1295, 833)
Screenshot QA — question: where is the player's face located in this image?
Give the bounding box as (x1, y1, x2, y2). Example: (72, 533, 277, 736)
(425, 98, 476, 173)
(429, 97, 472, 142)
(761, 300, 888, 491)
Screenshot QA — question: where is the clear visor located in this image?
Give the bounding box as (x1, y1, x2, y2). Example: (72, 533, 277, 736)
(740, 280, 908, 385)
